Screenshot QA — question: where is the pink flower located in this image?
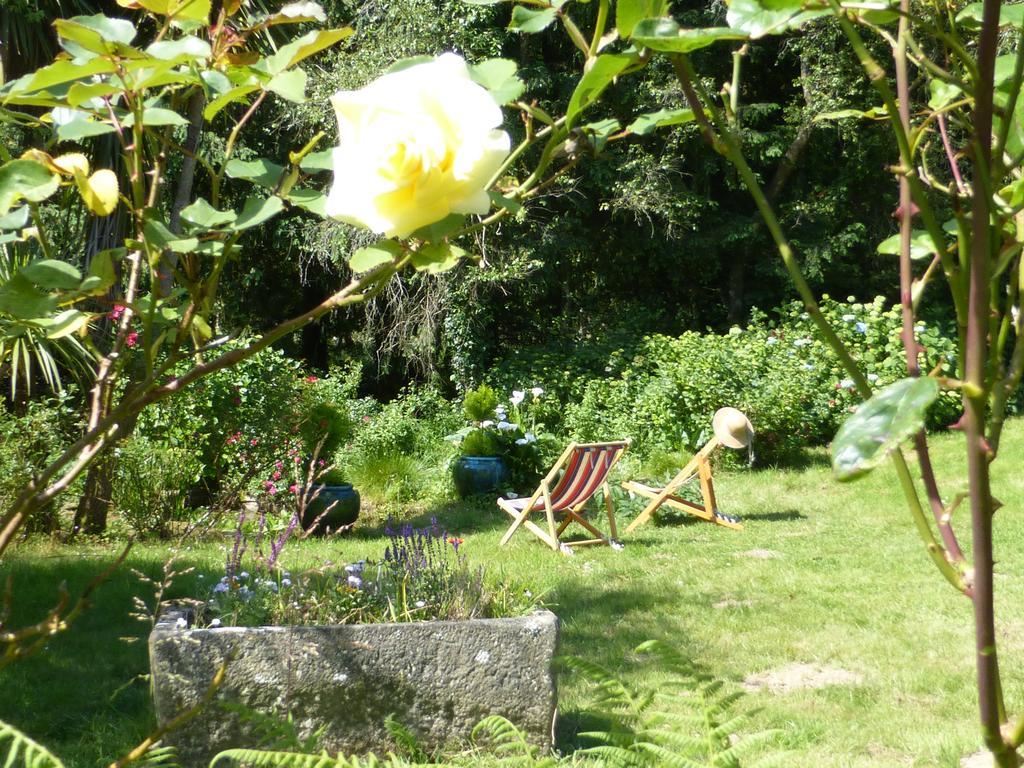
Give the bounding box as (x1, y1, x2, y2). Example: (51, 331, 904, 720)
(264, 481, 277, 494)
(289, 484, 298, 494)
(109, 304, 125, 320)
(318, 459, 326, 467)
(125, 330, 138, 348)
(275, 460, 284, 470)
(362, 415, 371, 423)
(250, 438, 259, 446)
(305, 375, 318, 383)
(272, 470, 282, 480)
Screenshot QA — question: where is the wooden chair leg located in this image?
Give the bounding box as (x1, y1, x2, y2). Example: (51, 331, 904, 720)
(603, 481, 618, 539)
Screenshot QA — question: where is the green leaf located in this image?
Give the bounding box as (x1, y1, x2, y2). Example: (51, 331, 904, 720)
(66, 81, 123, 107)
(20, 260, 82, 290)
(181, 198, 237, 228)
(0, 275, 58, 319)
(37, 309, 90, 340)
(488, 191, 521, 214)
(249, 2, 328, 27)
(266, 69, 308, 102)
(0, 207, 30, 230)
(299, 150, 333, 173)
(876, 230, 940, 261)
(458, 0, 509, 4)
(146, 35, 212, 61)
(24, 58, 118, 93)
(928, 80, 962, 110)
(286, 188, 327, 216)
(616, 0, 670, 38)
(814, 105, 889, 121)
(226, 158, 285, 189)
(631, 19, 747, 52)
(956, 2, 1024, 29)
(410, 213, 464, 242)
(203, 85, 261, 121)
(832, 377, 940, 480)
(232, 196, 284, 230)
(350, 240, 402, 272)
(469, 59, 525, 105)
(509, 6, 558, 33)
(56, 119, 117, 141)
(55, 15, 138, 59)
(143, 217, 199, 253)
(579, 118, 621, 152)
(411, 242, 465, 273)
(726, 0, 828, 38)
(0, 160, 59, 215)
(122, 107, 190, 127)
(263, 28, 354, 74)
(566, 53, 635, 127)
(627, 107, 696, 135)
(83, 248, 119, 294)
(384, 56, 435, 75)
(135, 0, 212, 23)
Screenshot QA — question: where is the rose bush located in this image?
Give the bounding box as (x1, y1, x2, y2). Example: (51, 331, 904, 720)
(325, 53, 511, 238)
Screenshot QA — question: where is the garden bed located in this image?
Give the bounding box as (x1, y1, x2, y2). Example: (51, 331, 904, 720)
(149, 605, 559, 766)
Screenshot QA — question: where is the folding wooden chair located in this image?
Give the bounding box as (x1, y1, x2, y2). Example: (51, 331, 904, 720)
(498, 440, 630, 555)
(622, 408, 752, 533)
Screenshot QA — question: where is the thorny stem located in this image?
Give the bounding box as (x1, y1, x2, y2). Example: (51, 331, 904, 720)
(938, 114, 967, 195)
(212, 90, 267, 206)
(964, 0, 1014, 762)
(827, 0, 967, 330)
(672, 52, 966, 594)
(895, 0, 966, 568)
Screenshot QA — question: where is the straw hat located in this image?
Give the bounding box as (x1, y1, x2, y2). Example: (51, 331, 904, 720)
(712, 407, 754, 449)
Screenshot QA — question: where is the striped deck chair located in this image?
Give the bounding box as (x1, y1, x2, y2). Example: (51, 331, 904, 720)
(498, 440, 630, 555)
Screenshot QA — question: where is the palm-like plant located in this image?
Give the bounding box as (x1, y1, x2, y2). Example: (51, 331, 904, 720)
(0, 241, 95, 399)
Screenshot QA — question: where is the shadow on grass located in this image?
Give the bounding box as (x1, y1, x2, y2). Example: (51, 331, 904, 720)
(349, 497, 509, 539)
(0, 547, 196, 767)
(549, 578, 706, 753)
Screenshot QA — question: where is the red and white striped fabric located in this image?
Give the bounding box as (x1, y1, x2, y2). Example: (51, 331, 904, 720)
(502, 444, 625, 513)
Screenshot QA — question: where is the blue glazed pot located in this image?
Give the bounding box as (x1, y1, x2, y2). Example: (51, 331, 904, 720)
(453, 456, 509, 498)
(302, 483, 360, 534)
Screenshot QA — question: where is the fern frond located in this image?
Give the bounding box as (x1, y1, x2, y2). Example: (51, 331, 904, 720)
(635, 742, 709, 768)
(632, 729, 705, 755)
(471, 715, 540, 760)
(0, 718, 64, 768)
(559, 657, 648, 714)
(210, 749, 338, 768)
(137, 744, 179, 767)
(632, 640, 695, 678)
(383, 716, 428, 763)
(710, 714, 751, 740)
(725, 729, 784, 758)
(576, 744, 648, 768)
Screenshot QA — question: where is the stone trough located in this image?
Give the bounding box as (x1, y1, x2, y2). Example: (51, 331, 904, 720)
(149, 606, 559, 767)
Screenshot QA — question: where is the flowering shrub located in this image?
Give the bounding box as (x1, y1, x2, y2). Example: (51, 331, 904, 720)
(203, 518, 537, 627)
(448, 385, 557, 490)
(561, 296, 960, 465)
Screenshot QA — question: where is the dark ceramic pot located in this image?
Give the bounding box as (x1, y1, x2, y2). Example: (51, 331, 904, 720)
(452, 456, 508, 497)
(302, 483, 360, 534)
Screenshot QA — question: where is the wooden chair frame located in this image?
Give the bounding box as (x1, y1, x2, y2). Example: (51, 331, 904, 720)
(622, 435, 742, 533)
(498, 440, 630, 555)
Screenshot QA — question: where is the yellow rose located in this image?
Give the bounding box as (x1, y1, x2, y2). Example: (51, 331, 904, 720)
(326, 53, 510, 239)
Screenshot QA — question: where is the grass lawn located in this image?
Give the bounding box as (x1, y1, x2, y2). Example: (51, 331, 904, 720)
(4, 420, 1024, 766)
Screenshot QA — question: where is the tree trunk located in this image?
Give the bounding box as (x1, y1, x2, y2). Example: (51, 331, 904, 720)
(72, 454, 114, 535)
